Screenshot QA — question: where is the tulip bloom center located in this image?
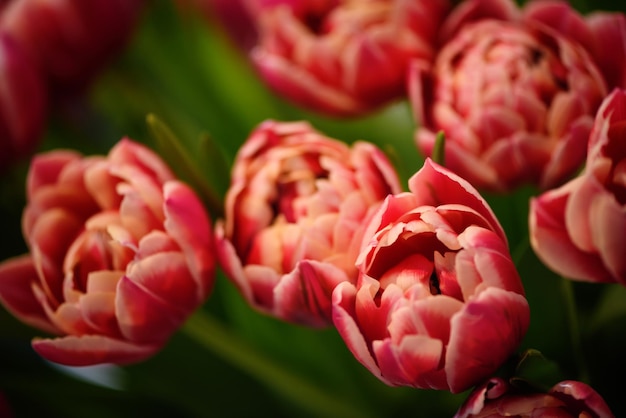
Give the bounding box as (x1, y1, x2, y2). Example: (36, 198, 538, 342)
(273, 153, 328, 222)
(446, 21, 568, 120)
(65, 226, 132, 295)
(368, 220, 465, 304)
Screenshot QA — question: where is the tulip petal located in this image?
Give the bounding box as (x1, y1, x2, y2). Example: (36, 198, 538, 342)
(163, 181, 214, 299)
(388, 296, 463, 345)
(275, 259, 350, 326)
(586, 12, 626, 89)
(0, 255, 58, 334)
(125, 252, 197, 316)
(458, 226, 525, 294)
(215, 222, 256, 302)
(550, 380, 615, 418)
(116, 275, 184, 343)
(447, 287, 529, 393)
(373, 334, 445, 389)
(32, 334, 158, 366)
(332, 281, 388, 384)
(408, 159, 506, 243)
(78, 292, 121, 338)
(438, 0, 519, 43)
(83, 161, 122, 210)
(108, 138, 174, 185)
(251, 49, 366, 116)
(530, 181, 613, 283)
(589, 186, 626, 283)
(26, 151, 81, 197)
(523, 1, 592, 51)
(454, 377, 509, 418)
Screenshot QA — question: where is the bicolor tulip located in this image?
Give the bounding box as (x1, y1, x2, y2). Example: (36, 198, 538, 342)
(455, 377, 614, 418)
(410, 0, 625, 192)
(530, 88, 626, 285)
(0, 139, 215, 365)
(216, 120, 401, 326)
(1, 0, 146, 94)
(333, 159, 529, 393)
(250, 0, 450, 116)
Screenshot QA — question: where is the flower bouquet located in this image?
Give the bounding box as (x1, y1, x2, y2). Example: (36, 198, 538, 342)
(0, 0, 624, 417)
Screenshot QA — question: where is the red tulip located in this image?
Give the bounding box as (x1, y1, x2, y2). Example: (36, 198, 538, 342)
(249, 0, 450, 116)
(410, 0, 624, 192)
(216, 120, 401, 326)
(530, 88, 626, 285)
(333, 159, 529, 393)
(0, 0, 146, 94)
(0, 139, 215, 365)
(455, 377, 614, 418)
(0, 31, 46, 170)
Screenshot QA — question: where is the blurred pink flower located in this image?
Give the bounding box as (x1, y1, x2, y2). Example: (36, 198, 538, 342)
(0, 0, 146, 95)
(0, 32, 47, 171)
(216, 120, 401, 327)
(333, 159, 529, 393)
(455, 377, 614, 418)
(410, 0, 625, 192)
(0, 139, 215, 366)
(530, 88, 626, 285)
(0, 392, 13, 418)
(175, 0, 258, 51)
(250, 0, 450, 116)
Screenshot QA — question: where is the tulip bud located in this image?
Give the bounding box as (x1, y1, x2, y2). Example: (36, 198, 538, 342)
(410, 0, 625, 192)
(455, 377, 614, 418)
(333, 159, 529, 393)
(249, 0, 450, 116)
(216, 120, 401, 326)
(0, 139, 215, 366)
(530, 88, 626, 285)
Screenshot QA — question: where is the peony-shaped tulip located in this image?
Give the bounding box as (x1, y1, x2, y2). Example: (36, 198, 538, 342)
(410, 0, 625, 192)
(0, 0, 146, 94)
(530, 88, 626, 285)
(0, 31, 47, 171)
(455, 377, 614, 418)
(332, 159, 529, 393)
(249, 0, 450, 116)
(215, 120, 401, 327)
(0, 139, 215, 366)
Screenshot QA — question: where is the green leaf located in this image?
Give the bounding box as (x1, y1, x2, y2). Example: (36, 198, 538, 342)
(146, 113, 223, 217)
(431, 131, 446, 166)
(512, 349, 565, 391)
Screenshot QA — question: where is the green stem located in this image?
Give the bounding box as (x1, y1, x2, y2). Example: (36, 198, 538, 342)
(146, 114, 225, 218)
(432, 131, 446, 166)
(511, 235, 530, 267)
(560, 278, 590, 383)
(182, 311, 372, 418)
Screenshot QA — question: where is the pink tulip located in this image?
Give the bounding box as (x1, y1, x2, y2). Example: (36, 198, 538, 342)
(410, 0, 625, 192)
(0, 32, 47, 170)
(216, 120, 401, 327)
(0, 139, 215, 366)
(0, 0, 146, 95)
(333, 159, 529, 393)
(455, 377, 614, 418)
(530, 88, 626, 285)
(249, 0, 450, 116)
